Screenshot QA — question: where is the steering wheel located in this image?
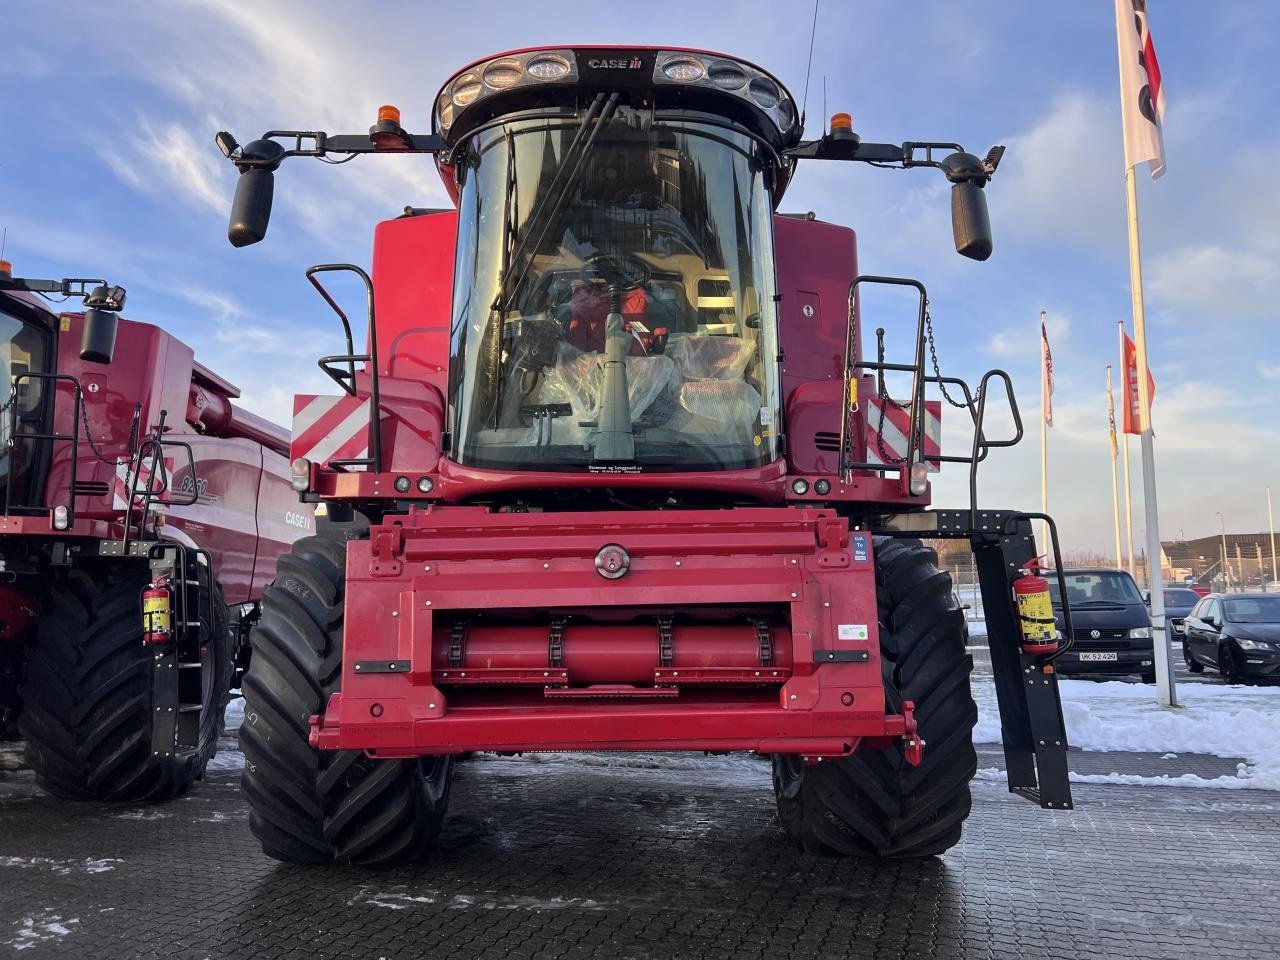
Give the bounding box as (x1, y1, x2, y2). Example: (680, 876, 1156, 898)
(581, 252, 651, 291)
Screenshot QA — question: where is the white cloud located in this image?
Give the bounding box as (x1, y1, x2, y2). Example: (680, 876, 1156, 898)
(100, 117, 231, 215)
(1148, 244, 1280, 318)
(987, 312, 1070, 359)
(991, 93, 1126, 252)
(1261, 364, 1280, 380)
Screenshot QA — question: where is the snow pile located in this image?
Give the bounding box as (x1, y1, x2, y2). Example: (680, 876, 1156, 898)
(974, 677, 1280, 790)
(223, 695, 244, 732)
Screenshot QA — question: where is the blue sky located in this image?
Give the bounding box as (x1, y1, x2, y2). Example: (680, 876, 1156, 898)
(3, 0, 1278, 553)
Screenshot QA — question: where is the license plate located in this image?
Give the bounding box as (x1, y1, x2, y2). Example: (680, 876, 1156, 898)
(1077, 652, 1118, 662)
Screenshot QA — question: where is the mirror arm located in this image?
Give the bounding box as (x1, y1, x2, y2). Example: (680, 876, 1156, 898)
(785, 137, 1003, 184)
(219, 128, 447, 173)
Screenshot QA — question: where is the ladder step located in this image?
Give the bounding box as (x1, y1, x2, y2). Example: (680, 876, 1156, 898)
(178, 662, 202, 669)
(177, 705, 203, 714)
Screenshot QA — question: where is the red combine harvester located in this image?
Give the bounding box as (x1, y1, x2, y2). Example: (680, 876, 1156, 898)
(217, 46, 1076, 864)
(0, 263, 310, 800)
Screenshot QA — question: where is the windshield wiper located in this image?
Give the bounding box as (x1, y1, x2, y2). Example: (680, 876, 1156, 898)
(1068, 600, 1128, 609)
(493, 92, 619, 314)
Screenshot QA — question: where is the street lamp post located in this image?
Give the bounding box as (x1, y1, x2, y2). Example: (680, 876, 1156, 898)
(1269, 486, 1277, 586)
(1218, 512, 1231, 592)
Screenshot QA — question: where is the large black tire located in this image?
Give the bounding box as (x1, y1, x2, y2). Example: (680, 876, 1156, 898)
(18, 565, 231, 801)
(239, 533, 452, 865)
(772, 537, 977, 858)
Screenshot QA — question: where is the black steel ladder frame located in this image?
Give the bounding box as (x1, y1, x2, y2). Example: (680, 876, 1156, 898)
(870, 509, 1079, 810)
(147, 542, 217, 760)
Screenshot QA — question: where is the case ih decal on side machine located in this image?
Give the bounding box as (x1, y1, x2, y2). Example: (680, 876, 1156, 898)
(0, 264, 309, 801)
(216, 45, 1075, 864)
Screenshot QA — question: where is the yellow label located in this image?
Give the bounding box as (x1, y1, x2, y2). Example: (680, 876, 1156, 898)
(59, 315, 71, 332)
(1015, 589, 1055, 642)
(142, 596, 170, 633)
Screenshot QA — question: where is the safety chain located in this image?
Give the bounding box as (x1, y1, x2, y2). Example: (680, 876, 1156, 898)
(872, 299, 970, 467)
(78, 399, 128, 467)
(924, 301, 969, 409)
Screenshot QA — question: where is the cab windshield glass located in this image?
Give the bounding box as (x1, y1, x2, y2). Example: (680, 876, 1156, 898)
(448, 108, 781, 473)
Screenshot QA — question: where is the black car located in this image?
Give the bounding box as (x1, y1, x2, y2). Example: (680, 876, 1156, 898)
(1048, 568, 1155, 682)
(1143, 586, 1201, 638)
(1181, 593, 1280, 683)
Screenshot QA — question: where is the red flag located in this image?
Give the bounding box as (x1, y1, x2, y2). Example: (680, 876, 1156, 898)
(1115, 0, 1167, 178)
(1121, 332, 1157, 434)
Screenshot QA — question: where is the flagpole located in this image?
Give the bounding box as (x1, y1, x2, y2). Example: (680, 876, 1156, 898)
(1107, 365, 1123, 568)
(1040, 309, 1049, 551)
(1118, 321, 1136, 577)
(1115, 1, 1175, 708)
(1122, 166, 1175, 706)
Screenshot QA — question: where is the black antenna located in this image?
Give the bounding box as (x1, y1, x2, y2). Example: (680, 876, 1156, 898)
(800, 0, 820, 129)
(822, 76, 827, 134)
(1, 227, 6, 260)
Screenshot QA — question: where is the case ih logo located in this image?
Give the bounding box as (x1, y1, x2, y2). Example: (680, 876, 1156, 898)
(587, 57, 643, 70)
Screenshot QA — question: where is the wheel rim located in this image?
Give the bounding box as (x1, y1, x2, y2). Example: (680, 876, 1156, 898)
(1220, 645, 1236, 683)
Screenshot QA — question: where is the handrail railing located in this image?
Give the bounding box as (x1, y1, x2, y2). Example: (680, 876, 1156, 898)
(122, 411, 199, 550)
(837, 276, 1026, 519)
(305, 263, 382, 473)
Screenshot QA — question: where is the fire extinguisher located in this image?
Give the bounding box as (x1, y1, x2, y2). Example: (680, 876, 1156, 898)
(1012, 560, 1058, 655)
(141, 575, 173, 646)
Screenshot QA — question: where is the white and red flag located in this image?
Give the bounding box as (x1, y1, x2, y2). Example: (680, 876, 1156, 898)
(1041, 318, 1054, 427)
(1115, 0, 1166, 178)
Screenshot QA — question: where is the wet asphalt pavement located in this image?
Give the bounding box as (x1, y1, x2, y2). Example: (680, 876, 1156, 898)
(2, 726, 1278, 960)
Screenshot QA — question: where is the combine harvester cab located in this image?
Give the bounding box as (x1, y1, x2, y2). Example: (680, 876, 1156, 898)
(218, 46, 1075, 865)
(0, 264, 309, 801)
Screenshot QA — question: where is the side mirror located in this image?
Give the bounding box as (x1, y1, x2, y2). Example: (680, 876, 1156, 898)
(227, 139, 286, 248)
(79, 307, 119, 363)
(229, 168, 276, 248)
(940, 151, 994, 261)
(950, 181, 993, 261)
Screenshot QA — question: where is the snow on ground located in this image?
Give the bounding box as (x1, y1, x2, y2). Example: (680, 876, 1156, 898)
(223, 695, 244, 732)
(3, 910, 79, 952)
(0, 857, 122, 875)
(973, 676, 1280, 790)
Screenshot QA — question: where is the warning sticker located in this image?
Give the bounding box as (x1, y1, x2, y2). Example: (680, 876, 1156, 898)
(838, 624, 869, 641)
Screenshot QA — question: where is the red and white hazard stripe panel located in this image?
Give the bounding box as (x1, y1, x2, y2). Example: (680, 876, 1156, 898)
(291, 395, 372, 467)
(865, 398, 942, 472)
(111, 456, 174, 510)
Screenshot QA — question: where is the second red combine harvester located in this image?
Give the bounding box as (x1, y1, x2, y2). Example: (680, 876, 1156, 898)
(0, 263, 309, 800)
(218, 45, 1076, 864)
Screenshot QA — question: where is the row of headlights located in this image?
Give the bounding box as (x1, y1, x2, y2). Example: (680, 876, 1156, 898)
(436, 50, 578, 134)
(434, 48, 799, 141)
(651, 52, 797, 134)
